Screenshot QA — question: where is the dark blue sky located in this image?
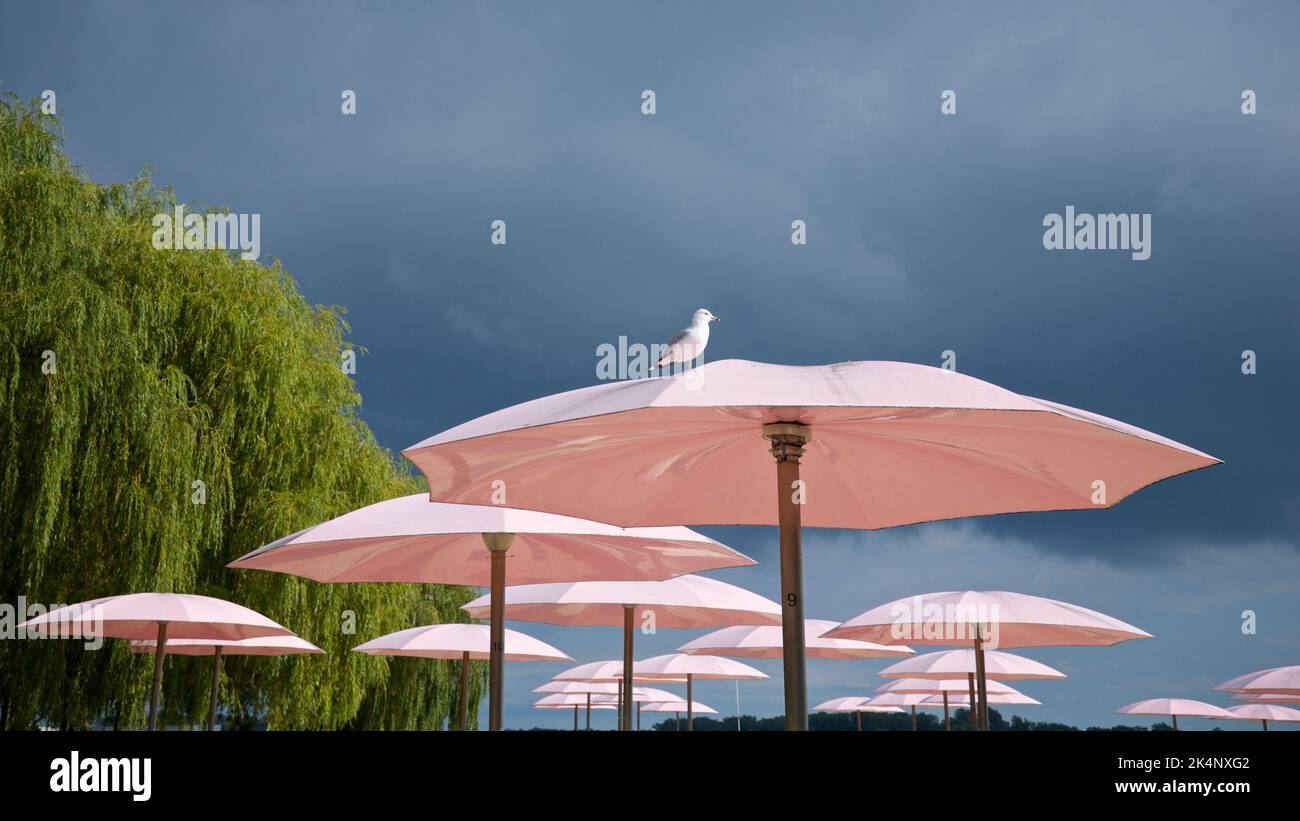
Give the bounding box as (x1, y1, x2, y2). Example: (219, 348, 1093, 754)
(4, 1, 1298, 729)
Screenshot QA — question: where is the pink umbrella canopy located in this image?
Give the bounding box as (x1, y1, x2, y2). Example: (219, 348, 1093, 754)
(228, 494, 753, 585)
(1231, 693, 1300, 704)
(877, 677, 1018, 696)
(462, 574, 778, 730)
(631, 653, 768, 681)
(921, 691, 1041, 706)
(130, 635, 321, 656)
(679, 618, 915, 660)
(591, 687, 684, 704)
(228, 495, 752, 733)
(17, 593, 294, 731)
(641, 700, 718, 715)
(350, 623, 571, 662)
(867, 693, 946, 708)
(401, 358, 1215, 731)
(552, 660, 685, 684)
(1224, 704, 1300, 723)
(827, 591, 1151, 649)
(403, 359, 1217, 529)
(1116, 698, 1236, 730)
(1213, 665, 1300, 695)
(17, 593, 293, 642)
(535, 694, 618, 708)
(461, 575, 780, 628)
(878, 649, 1067, 681)
(813, 697, 904, 714)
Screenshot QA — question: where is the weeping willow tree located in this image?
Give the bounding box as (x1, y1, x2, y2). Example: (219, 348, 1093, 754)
(0, 93, 483, 730)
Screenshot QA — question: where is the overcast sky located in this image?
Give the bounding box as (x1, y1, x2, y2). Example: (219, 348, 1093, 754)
(4, 1, 1298, 730)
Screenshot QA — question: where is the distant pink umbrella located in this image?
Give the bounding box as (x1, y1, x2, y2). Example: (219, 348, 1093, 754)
(678, 619, 914, 660)
(1224, 703, 1300, 731)
(876, 677, 1019, 732)
(462, 575, 778, 730)
(229, 495, 753, 731)
(18, 593, 292, 731)
(352, 623, 571, 731)
(534, 694, 616, 729)
(829, 591, 1144, 731)
(1214, 665, 1300, 695)
(919, 690, 1041, 729)
(131, 635, 320, 731)
(629, 653, 766, 731)
(641, 699, 718, 730)
(591, 687, 687, 730)
(865, 692, 946, 731)
(547, 660, 684, 730)
(1115, 698, 1235, 731)
(403, 359, 1216, 730)
(813, 696, 903, 731)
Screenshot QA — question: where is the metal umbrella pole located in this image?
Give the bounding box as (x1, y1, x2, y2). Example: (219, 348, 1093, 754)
(765, 423, 811, 731)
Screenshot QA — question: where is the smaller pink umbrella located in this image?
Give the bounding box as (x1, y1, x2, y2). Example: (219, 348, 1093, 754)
(865, 692, 946, 731)
(813, 696, 904, 731)
(18, 593, 293, 731)
(1213, 665, 1300, 695)
(629, 653, 767, 731)
(130, 635, 320, 731)
(1115, 698, 1235, 731)
(641, 699, 717, 730)
(534, 694, 616, 729)
(678, 619, 914, 660)
(1223, 703, 1300, 731)
(352, 623, 571, 731)
(1231, 693, 1300, 704)
(877, 677, 1019, 731)
(590, 687, 687, 730)
(547, 661, 684, 729)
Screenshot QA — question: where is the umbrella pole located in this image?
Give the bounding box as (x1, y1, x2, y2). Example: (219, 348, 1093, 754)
(1172, 714, 1178, 731)
(637, 703, 641, 731)
(206, 646, 222, 731)
(458, 650, 470, 731)
(765, 423, 811, 732)
(573, 704, 578, 731)
(148, 621, 168, 731)
(1261, 719, 1268, 732)
(622, 604, 634, 731)
(910, 705, 917, 732)
(482, 533, 514, 732)
(943, 692, 950, 732)
(855, 711, 861, 732)
(687, 673, 694, 731)
(675, 711, 680, 731)
(974, 632, 989, 731)
(586, 693, 591, 731)
(967, 673, 976, 731)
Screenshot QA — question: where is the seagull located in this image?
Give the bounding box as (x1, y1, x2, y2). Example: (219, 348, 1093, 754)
(654, 308, 719, 370)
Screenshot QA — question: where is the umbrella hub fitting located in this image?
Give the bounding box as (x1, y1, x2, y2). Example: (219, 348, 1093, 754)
(481, 532, 515, 553)
(763, 423, 811, 463)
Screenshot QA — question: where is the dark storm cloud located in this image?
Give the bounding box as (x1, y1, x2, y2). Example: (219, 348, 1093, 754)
(4, 1, 1297, 729)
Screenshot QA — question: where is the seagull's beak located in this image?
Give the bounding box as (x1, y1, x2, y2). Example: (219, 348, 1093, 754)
(712, 315, 720, 322)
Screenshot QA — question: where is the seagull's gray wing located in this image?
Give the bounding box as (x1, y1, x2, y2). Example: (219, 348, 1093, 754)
(655, 327, 692, 366)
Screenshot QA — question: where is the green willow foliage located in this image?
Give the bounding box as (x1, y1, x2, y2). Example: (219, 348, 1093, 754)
(0, 94, 483, 730)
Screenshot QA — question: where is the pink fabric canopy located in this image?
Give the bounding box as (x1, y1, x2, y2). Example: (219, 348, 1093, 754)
(1115, 698, 1235, 719)
(535, 694, 617, 709)
(866, 693, 945, 708)
(828, 591, 1151, 649)
(403, 359, 1219, 530)
(813, 697, 903, 714)
(877, 677, 1017, 695)
(1224, 704, 1300, 722)
(351, 623, 571, 662)
(552, 660, 685, 684)
(1214, 665, 1300, 695)
(1231, 693, 1300, 704)
(878, 649, 1066, 680)
(630, 653, 767, 681)
(130, 635, 320, 656)
(228, 494, 753, 585)
(461, 574, 780, 628)
(679, 618, 914, 660)
(17, 593, 293, 642)
(590, 687, 684, 704)
(921, 691, 1040, 706)
(640, 700, 718, 715)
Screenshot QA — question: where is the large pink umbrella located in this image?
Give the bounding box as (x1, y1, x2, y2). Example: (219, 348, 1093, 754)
(131, 635, 320, 731)
(828, 591, 1144, 730)
(18, 593, 293, 731)
(228, 494, 753, 731)
(1213, 665, 1300, 695)
(678, 618, 914, 660)
(351, 623, 571, 731)
(402, 358, 1217, 730)
(629, 653, 766, 731)
(461, 575, 778, 730)
(1224, 703, 1300, 731)
(1115, 698, 1235, 731)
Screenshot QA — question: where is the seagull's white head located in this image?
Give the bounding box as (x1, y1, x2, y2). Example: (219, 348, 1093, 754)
(693, 308, 720, 325)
